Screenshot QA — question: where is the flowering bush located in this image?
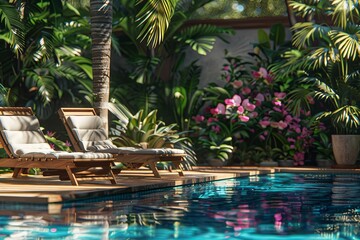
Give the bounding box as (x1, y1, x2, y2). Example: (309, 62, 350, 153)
(44, 130, 72, 152)
(191, 55, 315, 165)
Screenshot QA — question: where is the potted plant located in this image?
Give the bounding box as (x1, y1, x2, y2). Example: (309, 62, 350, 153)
(313, 132, 335, 168)
(271, 0, 360, 166)
(198, 133, 234, 166)
(256, 146, 279, 167)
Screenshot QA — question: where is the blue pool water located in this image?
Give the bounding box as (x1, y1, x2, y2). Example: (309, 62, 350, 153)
(1, 173, 360, 239)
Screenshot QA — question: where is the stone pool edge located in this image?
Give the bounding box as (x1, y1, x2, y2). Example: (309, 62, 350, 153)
(0, 167, 359, 205)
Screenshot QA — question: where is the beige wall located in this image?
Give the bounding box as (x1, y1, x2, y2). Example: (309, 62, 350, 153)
(186, 27, 291, 87)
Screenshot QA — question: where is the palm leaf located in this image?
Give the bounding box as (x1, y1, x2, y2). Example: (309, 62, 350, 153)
(330, 28, 360, 60)
(292, 22, 331, 48)
(331, 0, 360, 29)
(289, 0, 320, 18)
(136, 0, 177, 48)
(0, 2, 24, 52)
(175, 24, 234, 55)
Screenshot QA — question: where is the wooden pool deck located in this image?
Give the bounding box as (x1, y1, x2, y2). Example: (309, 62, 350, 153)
(0, 166, 359, 205)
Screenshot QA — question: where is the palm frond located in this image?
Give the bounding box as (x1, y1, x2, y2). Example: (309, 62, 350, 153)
(292, 22, 331, 48)
(287, 87, 314, 116)
(289, 0, 328, 19)
(331, 0, 360, 29)
(175, 24, 234, 55)
(136, 0, 177, 48)
(330, 28, 360, 60)
(24, 69, 56, 105)
(332, 105, 360, 131)
(309, 46, 339, 68)
(0, 2, 24, 52)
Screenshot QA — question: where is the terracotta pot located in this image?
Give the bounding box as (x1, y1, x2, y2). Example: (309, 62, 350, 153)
(332, 135, 360, 165)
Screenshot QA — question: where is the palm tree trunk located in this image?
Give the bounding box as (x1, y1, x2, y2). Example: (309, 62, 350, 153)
(284, 0, 297, 27)
(90, 0, 112, 131)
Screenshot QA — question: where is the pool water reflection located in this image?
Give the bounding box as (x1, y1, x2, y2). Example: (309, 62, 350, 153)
(1, 173, 360, 239)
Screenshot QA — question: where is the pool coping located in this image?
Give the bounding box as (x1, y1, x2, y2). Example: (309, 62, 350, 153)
(0, 166, 359, 206)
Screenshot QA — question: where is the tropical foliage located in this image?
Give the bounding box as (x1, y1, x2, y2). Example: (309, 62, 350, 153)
(271, 0, 360, 134)
(191, 54, 315, 165)
(0, 0, 93, 119)
(108, 100, 197, 169)
(110, 0, 234, 131)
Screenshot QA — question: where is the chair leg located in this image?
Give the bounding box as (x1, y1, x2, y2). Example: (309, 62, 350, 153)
(108, 169, 117, 185)
(12, 168, 23, 178)
(102, 165, 117, 184)
(173, 161, 184, 176)
(148, 162, 161, 178)
(65, 166, 79, 186)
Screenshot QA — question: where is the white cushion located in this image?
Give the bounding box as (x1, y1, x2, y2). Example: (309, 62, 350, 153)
(14, 144, 53, 156)
(0, 115, 40, 131)
(2, 130, 46, 145)
(72, 129, 108, 142)
(68, 116, 103, 129)
(88, 146, 185, 155)
(20, 151, 113, 159)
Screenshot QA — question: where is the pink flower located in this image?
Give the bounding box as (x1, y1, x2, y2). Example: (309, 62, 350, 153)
(248, 111, 258, 118)
(192, 115, 205, 123)
(270, 122, 279, 128)
(272, 99, 282, 106)
(211, 125, 221, 133)
(207, 117, 218, 125)
(231, 80, 243, 89)
(259, 120, 270, 128)
(225, 95, 242, 107)
(255, 93, 265, 103)
(278, 121, 288, 130)
(239, 115, 250, 122)
(233, 94, 242, 106)
(252, 67, 274, 84)
(274, 92, 286, 99)
(273, 106, 282, 112)
(287, 137, 296, 143)
(237, 106, 244, 114)
(264, 74, 274, 84)
(65, 140, 72, 147)
(285, 115, 293, 123)
(226, 75, 230, 82)
(223, 65, 229, 71)
(46, 131, 55, 137)
(225, 98, 235, 106)
(242, 99, 256, 111)
(242, 87, 251, 95)
(251, 71, 261, 79)
(259, 135, 266, 141)
(294, 152, 305, 166)
(210, 103, 226, 115)
(49, 143, 55, 149)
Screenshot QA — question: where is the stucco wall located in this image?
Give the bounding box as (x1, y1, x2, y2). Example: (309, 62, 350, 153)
(187, 27, 291, 87)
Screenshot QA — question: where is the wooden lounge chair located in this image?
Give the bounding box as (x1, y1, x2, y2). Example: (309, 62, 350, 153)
(0, 107, 117, 186)
(58, 108, 185, 178)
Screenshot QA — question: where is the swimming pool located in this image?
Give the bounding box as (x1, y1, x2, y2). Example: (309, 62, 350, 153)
(0, 173, 360, 239)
